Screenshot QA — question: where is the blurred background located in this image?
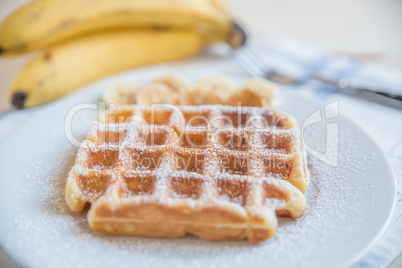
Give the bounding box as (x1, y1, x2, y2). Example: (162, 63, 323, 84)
(0, 0, 401, 111)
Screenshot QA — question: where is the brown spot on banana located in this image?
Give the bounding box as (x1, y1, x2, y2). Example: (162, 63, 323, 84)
(43, 52, 51, 61)
(49, 19, 75, 35)
(150, 25, 174, 31)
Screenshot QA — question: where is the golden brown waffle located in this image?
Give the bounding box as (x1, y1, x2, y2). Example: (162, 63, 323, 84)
(102, 75, 279, 108)
(65, 105, 309, 242)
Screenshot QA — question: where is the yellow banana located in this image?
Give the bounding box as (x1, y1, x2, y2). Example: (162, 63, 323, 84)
(9, 29, 208, 108)
(0, 0, 238, 56)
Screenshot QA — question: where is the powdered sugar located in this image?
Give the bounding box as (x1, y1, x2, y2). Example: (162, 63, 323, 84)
(6, 126, 378, 268)
(0, 85, 394, 268)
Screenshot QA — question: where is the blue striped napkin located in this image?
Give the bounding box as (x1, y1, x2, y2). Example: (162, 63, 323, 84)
(249, 38, 402, 102)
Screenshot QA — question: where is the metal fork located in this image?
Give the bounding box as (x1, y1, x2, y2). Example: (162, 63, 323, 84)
(235, 47, 402, 106)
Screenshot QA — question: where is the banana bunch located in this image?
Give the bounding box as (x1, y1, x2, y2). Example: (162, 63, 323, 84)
(0, 0, 245, 108)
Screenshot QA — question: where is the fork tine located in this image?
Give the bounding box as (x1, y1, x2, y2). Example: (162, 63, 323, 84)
(235, 48, 265, 78)
(238, 47, 298, 84)
(242, 48, 271, 73)
(235, 50, 260, 77)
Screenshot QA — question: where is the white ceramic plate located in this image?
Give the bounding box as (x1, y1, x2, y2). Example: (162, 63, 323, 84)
(0, 59, 396, 268)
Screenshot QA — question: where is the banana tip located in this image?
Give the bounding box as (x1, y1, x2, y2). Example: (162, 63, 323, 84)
(229, 22, 247, 49)
(12, 92, 27, 109)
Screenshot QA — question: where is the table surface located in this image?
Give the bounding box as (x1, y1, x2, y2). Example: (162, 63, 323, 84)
(0, 0, 402, 111)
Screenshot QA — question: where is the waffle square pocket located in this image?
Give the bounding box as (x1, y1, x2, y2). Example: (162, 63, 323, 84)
(66, 105, 309, 242)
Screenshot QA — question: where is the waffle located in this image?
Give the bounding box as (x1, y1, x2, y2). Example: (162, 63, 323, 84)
(227, 79, 278, 108)
(183, 76, 234, 105)
(65, 105, 309, 242)
(102, 75, 279, 108)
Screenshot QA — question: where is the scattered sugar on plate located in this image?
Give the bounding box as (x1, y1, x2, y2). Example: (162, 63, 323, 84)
(1, 89, 387, 268)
